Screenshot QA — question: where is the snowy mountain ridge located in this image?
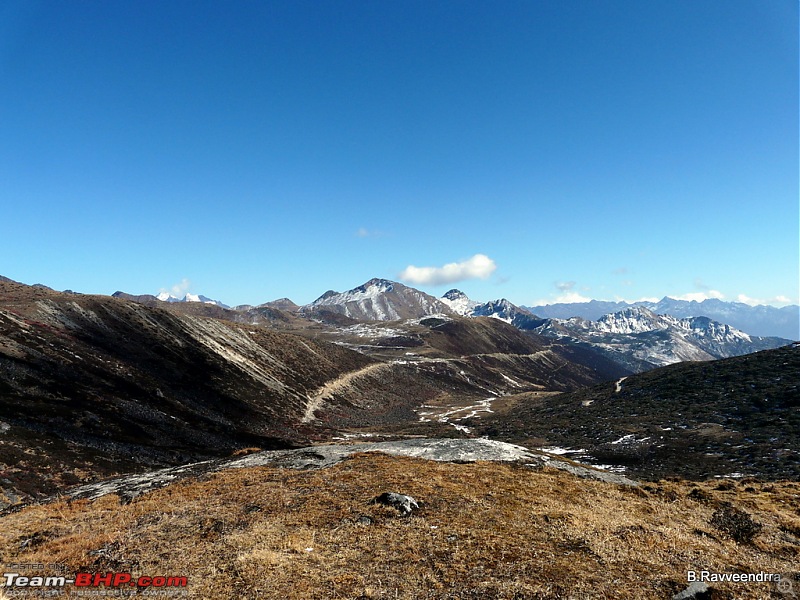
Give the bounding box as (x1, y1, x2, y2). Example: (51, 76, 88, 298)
(583, 306, 752, 344)
(526, 297, 798, 340)
(532, 306, 782, 371)
(431, 290, 787, 372)
(130, 279, 791, 371)
(156, 292, 229, 308)
(301, 278, 454, 321)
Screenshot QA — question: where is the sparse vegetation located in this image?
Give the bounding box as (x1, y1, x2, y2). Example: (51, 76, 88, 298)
(477, 344, 800, 480)
(1, 453, 798, 599)
(710, 503, 763, 545)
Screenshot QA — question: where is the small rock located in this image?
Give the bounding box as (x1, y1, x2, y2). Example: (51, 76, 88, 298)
(370, 492, 419, 516)
(356, 515, 373, 525)
(673, 581, 711, 600)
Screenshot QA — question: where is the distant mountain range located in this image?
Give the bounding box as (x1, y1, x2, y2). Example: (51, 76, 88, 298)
(434, 289, 791, 372)
(111, 290, 230, 309)
(115, 278, 793, 372)
(530, 305, 788, 372)
(110, 277, 798, 340)
(526, 297, 798, 340)
(284, 279, 790, 370)
(155, 292, 230, 308)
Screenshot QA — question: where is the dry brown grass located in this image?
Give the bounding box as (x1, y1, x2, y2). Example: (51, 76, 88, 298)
(1, 454, 798, 599)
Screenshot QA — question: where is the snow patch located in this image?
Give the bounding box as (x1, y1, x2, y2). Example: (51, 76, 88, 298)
(610, 434, 650, 445)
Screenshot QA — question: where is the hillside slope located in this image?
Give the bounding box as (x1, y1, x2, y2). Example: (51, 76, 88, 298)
(0, 281, 628, 504)
(0, 281, 409, 502)
(477, 344, 800, 480)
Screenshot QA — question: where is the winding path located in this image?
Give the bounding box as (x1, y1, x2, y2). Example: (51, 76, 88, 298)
(302, 362, 390, 422)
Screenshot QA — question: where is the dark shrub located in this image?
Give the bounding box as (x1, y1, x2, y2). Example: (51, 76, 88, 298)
(710, 503, 762, 544)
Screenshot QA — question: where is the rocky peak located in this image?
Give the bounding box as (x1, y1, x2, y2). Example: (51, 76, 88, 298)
(443, 289, 468, 301)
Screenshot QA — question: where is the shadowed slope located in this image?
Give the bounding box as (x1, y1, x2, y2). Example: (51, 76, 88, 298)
(478, 344, 800, 480)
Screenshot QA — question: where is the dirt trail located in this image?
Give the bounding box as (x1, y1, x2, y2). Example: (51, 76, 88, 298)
(302, 362, 390, 422)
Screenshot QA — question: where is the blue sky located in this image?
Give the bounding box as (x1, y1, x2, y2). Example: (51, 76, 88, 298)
(1, 0, 797, 307)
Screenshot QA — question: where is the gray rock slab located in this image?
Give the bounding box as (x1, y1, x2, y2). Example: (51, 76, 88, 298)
(63, 438, 638, 503)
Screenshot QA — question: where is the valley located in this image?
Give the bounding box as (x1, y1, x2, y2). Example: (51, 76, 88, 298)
(0, 275, 797, 599)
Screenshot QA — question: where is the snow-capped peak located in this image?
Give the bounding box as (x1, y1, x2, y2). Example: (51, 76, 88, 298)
(156, 292, 229, 308)
(304, 278, 454, 321)
(594, 306, 665, 334)
(312, 279, 394, 307)
(443, 289, 468, 301)
(441, 289, 479, 316)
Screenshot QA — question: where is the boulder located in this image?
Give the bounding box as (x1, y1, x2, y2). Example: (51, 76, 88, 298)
(672, 581, 711, 600)
(370, 492, 419, 516)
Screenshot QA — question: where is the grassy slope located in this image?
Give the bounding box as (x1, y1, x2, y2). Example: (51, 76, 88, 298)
(1, 453, 799, 599)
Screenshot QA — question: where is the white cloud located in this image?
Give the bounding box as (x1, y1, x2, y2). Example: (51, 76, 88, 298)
(673, 290, 725, 302)
(737, 293, 797, 307)
(399, 254, 497, 286)
(553, 291, 592, 303)
(555, 281, 576, 292)
(737, 294, 761, 306)
(531, 280, 593, 306)
(530, 292, 593, 306)
(613, 295, 660, 303)
(355, 227, 385, 238)
(161, 278, 191, 298)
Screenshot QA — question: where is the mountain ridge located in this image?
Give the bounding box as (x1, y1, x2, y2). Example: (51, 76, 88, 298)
(111, 279, 793, 371)
(526, 296, 799, 339)
(301, 278, 455, 321)
(530, 305, 789, 372)
(429, 290, 791, 371)
(101, 274, 797, 339)
(0, 278, 626, 504)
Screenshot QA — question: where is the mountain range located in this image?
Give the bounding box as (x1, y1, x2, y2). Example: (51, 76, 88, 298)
(0, 277, 627, 504)
(526, 297, 798, 340)
(2, 273, 798, 599)
(529, 305, 789, 372)
(108, 275, 799, 340)
(110, 278, 793, 373)
(155, 291, 230, 308)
